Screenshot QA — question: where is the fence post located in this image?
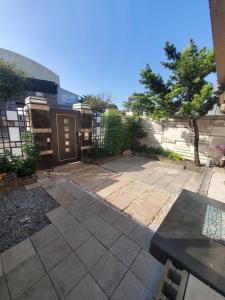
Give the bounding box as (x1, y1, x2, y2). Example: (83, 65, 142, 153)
(73, 103, 93, 157)
(25, 96, 53, 167)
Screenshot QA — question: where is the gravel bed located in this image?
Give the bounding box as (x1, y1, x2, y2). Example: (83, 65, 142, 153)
(0, 187, 59, 253)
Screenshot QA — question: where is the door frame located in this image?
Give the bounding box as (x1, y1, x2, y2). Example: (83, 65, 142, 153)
(56, 113, 77, 162)
(50, 108, 81, 165)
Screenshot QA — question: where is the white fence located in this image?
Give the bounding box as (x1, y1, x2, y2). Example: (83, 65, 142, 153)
(140, 115, 225, 163)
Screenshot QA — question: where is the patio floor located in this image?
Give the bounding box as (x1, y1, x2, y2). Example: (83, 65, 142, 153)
(1, 157, 222, 299)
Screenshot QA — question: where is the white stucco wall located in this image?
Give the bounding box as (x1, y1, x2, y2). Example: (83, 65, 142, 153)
(0, 48, 59, 84)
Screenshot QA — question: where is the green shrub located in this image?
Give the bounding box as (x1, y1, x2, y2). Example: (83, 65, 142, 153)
(0, 131, 40, 177)
(134, 144, 183, 161)
(122, 116, 147, 151)
(103, 109, 124, 156)
(161, 149, 183, 161)
(0, 155, 15, 173)
(89, 142, 105, 159)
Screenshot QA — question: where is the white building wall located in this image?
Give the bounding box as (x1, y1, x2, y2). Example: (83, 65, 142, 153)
(0, 48, 59, 84)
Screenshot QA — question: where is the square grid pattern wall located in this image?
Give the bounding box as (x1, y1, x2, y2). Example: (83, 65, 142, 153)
(0, 102, 31, 157)
(92, 111, 105, 148)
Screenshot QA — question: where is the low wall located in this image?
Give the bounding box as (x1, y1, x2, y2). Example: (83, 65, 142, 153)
(140, 116, 225, 163)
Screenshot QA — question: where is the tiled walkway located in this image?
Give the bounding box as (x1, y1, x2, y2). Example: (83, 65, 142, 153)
(0, 157, 218, 299)
(0, 173, 163, 299)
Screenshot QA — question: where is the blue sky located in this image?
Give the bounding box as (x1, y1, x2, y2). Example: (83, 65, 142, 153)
(0, 0, 214, 108)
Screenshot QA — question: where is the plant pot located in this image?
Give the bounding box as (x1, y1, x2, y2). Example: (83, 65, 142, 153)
(0, 173, 7, 181)
(0, 173, 18, 192)
(17, 173, 37, 186)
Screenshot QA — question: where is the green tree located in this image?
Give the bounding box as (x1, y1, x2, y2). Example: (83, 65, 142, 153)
(80, 93, 117, 112)
(103, 109, 123, 155)
(0, 60, 26, 102)
(125, 39, 220, 166)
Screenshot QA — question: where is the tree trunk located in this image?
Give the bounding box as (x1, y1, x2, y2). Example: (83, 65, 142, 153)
(192, 118, 201, 166)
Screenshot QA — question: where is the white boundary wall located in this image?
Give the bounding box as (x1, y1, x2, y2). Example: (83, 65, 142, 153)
(140, 116, 225, 163)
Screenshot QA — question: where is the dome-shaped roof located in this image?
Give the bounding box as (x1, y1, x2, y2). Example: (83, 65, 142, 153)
(0, 48, 60, 85)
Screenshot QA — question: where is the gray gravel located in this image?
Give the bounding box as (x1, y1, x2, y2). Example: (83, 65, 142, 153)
(0, 187, 59, 253)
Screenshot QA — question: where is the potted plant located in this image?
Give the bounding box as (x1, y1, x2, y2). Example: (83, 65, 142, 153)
(16, 131, 40, 185)
(0, 154, 18, 191)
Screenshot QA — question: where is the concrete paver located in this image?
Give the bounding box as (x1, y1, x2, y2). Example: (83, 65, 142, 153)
(49, 252, 87, 299)
(76, 236, 107, 270)
(110, 235, 141, 267)
(129, 225, 153, 251)
(17, 275, 59, 300)
(113, 214, 137, 235)
(65, 274, 107, 300)
(2, 238, 35, 274)
(99, 206, 121, 224)
(0, 158, 213, 300)
(94, 222, 121, 248)
(7, 254, 45, 299)
(130, 249, 164, 298)
(53, 214, 79, 234)
(82, 214, 107, 234)
(46, 206, 68, 223)
(63, 224, 91, 251)
(90, 251, 127, 296)
(0, 276, 10, 300)
(38, 236, 71, 271)
(111, 271, 149, 300)
(31, 224, 60, 251)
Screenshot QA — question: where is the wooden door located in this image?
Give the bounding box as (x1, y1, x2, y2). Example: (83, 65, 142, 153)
(56, 113, 77, 162)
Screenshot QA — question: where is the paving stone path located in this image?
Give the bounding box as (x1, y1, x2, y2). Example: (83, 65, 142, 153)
(0, 157, 209, 299)
(0, 172, 164, 299)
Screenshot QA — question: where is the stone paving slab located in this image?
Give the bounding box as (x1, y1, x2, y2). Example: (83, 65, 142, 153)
(82, 214, 107, 234)
(45, 185, 75, 207)
(106, 181, 145, 210)
(129, 225, 154, 251)
(17, 275, 59, 300)
(76, 236, 107, 270)
(49, 252, 87, 299)
(90, 251, 127, 296)
(37, 177, 55, 189)
(38, 236, 71, 271)
(24, 182, 40, 190)
(0, 158, 210, 300)
(99, 206, 121, 224)
(125, 189, 170, 226)
(46, 206, 68, 223)
(65, 273, 107, 300)
(110, 235, 141, 267)
(0, 276, 10, 300)
(63, 224, 91, 251)
(2, 238, 35, 274)
(7, 254, 45, 299)
(94, 222, 121, 248)
(96, 176, 133, 198)
(31, 224, 60, 251)
(130, 249, 164, 298)
(113, 214, 137, 236)
(53, 214, 79, 234)
(111, 270, 149, 300)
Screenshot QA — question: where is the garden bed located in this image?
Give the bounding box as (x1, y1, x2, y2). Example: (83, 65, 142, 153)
(133, 152, 208, 173)
(0, 187, 59, 253)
